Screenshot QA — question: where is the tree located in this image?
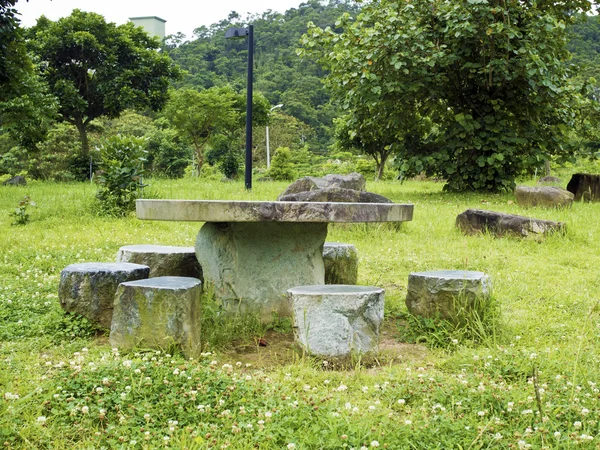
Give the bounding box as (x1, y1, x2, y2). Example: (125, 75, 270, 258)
(28, 10, 180, 158)
(164, 86, 269, 175)
(302, 0, 595, 191)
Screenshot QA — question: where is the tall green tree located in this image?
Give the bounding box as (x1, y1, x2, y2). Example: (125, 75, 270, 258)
(302, 0, 595, 191)
(28, 10, 180, 158)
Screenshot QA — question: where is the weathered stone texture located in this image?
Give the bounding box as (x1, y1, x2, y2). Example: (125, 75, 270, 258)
(288, 285, 384, 357)
(110, 277, 202, 357)
(566, 173, 600, 201)
(278, 172, 366, 198)
(116, 244, 202, 279)
(405, 270, 491, 323)
(278, 187, 392, 204)
(2, 175, 26, 186)
(515, 186, 573, 208)
(323, 242, 358, 285)
(59, 262, 150, 328)
(196, 222, 328, 320)
(456, 209, 565, 237)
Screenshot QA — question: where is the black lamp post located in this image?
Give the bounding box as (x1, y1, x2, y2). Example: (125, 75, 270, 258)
(225, 25, 254, 190)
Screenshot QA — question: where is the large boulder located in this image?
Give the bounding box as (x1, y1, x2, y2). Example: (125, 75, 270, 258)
(288, 285, 384, 357)
(566, 173, 600, 201)
(514, 186, 573, 208)
(456, 209, 565, 237)
(279, 187, 392, 203)
(58, 262, 150, 328)
(110, 276, 202, 357)
(116, 244, 202, 280)
(405, 270, 491, 324)
(278, 172, 366, 199)
(2, 176, 26, 186)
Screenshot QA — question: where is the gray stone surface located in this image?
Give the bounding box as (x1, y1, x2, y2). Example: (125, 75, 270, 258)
(59, 262, 150, 328)
(456, 209, 565, 237)
(110, 277, 202, 357)
(278, 187, 392, 204)
(2, 175, 26, 186)
(137, 199, 413, 223)
(116, 244, 202, 279)
(515, 186, 573, 208)
(288, 285, 384, 357)
(537, 176, 561, 186)
(405, 270, 491, 323)
(279, 172, 366, 198)
(196, 222, 327, 320)
(323, 242, 358, 285)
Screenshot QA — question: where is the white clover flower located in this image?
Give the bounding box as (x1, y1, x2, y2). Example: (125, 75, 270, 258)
(494, 433, 502, 440)
(478, 411, 486, 417)
(265, 411, 272, 418)
(398, 399, 405, 405)
(37, 416, 47, 425)
(404, 419, 412, 425)
(582, 408, 590, 415)
(287, 444, 296, 449)
(521, 409, 533, 415)
(362, 386, 369, 393)
(574, 421, 582, 429)
(81, 406, 89, 414)
(337, 384, 347, 391)
(95, 387, 103, 394)
(554, 431, 561, 438)
(370, 441, 380, 447)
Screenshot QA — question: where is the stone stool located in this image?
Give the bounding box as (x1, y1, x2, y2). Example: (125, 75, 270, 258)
(288, 285, 384, 357)
(110, 276, 202, 357)
(405, 270, 491, 324)
(116, 244, 202, 279)
(323, 242, 358, 285)
(59, 262, 150, 328)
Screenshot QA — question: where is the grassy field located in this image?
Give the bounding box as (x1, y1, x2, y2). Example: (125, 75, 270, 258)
(1, 172, 600, 449)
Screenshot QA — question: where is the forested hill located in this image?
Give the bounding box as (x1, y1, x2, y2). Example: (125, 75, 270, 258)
(164, 0, 359, 149)
(166, 2, 600, 150)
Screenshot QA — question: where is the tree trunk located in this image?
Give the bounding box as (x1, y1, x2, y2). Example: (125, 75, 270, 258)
(544, 159, 551, 177)
(374, 150, 390, 180)
(74, 119, 90, 159)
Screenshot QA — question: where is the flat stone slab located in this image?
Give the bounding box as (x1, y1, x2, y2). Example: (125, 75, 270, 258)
(110, 276, 202, 357)
(456, 209, 565, 237)
(405, 270, 491, 323)
(515, 186, 573, 208)
(196, 222, 327, 320)
(116, 244, 202, 279)
(279, 173, 366, 198)
(59, 262, 150, 328)
(288, 285, 384, 357)
(323, 242, 358, 285)
(136, 200, 413, 223)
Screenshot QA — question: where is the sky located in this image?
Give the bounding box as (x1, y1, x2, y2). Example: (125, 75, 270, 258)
(15, 0, 306, 39)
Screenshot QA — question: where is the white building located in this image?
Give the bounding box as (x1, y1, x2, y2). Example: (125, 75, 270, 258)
(129, 16, 166, 40)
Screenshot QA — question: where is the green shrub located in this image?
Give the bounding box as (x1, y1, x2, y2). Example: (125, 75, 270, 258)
(9, 195, 36, 226)
(95, 135, 147, 216)
(268, 147, 296, 181)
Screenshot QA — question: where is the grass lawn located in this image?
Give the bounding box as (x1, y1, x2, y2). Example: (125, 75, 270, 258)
(1, 173, 599, 449)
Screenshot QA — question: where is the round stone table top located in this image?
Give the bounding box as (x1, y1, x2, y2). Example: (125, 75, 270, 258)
(136, 199, 413, 223)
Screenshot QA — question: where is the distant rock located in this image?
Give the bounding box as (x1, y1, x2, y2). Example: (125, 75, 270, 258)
(278, 172, 366, 199)
(537, 176, 561, 186)
(515, 186, 573, 208)
(2, 176, 26, 186)
(456, 209, 565, 237)
(278, 187, 392, 203)
(567, 173, 600, 201)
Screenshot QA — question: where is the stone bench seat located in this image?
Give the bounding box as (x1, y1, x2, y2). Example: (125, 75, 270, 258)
(109, 276, 202, 357)
(323, 242, 358, 285)
(59, 262, 150, 328)
(405, 270, 491, 324)
(288, 284, 384, 357)
(116, 244, 202, 279)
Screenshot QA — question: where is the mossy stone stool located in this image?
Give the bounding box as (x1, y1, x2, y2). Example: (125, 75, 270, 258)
(59, 262, 150, 328)
(405, 270, 491, 323)
(288, 285, 384, 357)
(116, 245, 202, 279)
(323, 242, 358, 285)
(109, 276, 202, 357)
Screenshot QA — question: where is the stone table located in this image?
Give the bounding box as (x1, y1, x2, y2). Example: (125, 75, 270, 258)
(137, 200, 413, 320)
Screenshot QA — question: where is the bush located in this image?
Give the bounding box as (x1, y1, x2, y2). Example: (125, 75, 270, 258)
(268, 147, 296, 181)
(95, 135, 147, 216)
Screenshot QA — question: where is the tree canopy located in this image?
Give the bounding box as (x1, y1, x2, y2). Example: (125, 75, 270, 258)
(302, 0, 596, 191)
(27, 10, 181, 157)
